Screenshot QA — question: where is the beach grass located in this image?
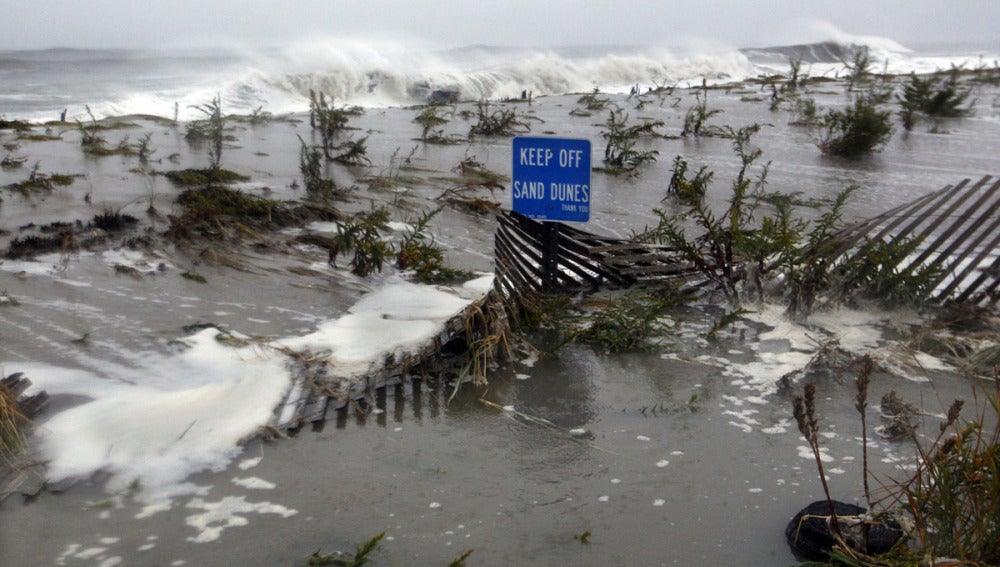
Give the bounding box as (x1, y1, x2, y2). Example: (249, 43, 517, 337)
(0, 380, 28, 462)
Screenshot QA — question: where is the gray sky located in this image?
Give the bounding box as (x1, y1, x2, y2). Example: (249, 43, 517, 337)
(3, 0, 998, 51)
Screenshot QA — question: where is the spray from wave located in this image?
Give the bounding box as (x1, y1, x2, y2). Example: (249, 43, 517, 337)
(2, 22, 997, 122)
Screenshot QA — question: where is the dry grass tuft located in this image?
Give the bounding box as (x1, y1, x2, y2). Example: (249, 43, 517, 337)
(0, 381, 28, 462)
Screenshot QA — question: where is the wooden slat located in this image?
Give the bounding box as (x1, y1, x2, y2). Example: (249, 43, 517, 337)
(897, 176, 992, 273)
(924, 178, 1000, 294)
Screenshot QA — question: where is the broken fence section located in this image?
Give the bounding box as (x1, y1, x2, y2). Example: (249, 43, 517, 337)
(278, 287, 514, 430)
(827, 175, 1000, 305)
(494, 210, 704, 296)
(494, 175, 1000, 305)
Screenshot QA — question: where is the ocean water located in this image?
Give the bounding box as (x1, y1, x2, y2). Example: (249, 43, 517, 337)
(2, 37, 997, 122)
(1, 33, 999, 565)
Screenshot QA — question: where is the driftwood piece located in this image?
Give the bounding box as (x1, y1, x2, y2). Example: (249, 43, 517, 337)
(1, 373, 49, 419)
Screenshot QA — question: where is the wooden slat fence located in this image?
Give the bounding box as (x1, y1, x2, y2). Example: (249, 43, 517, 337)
(826, 175, 1000, 304)
(495, 175, 1000, 305)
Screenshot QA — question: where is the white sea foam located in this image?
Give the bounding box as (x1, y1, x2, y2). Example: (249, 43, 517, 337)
(185, 496, 297, 543)
(32, 328, 291, 494)
(712, 302, 955, 433)
(232, 477, 276, 490)
(26, 276, 489, 503)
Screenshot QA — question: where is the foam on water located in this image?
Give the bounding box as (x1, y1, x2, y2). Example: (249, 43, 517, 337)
(23, 276, 491, 504)
(711, 303, 953, 433)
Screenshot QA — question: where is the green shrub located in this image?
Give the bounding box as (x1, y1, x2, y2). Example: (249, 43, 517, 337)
(681, 90, 723, 137)
(817, 95, 893, 158)
(298, 136, 337, 200)
(309, 90, 363, 159)
(395, 207, 475, 283)
(897, 70, 974, 130)
(336, 205, 393, 277)
(576, 290, 678, 352)
(186, 96, 226, 171)
(414, 105, 451, 142)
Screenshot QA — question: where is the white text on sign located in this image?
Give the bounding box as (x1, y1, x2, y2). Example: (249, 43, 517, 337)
(512, 181, 590, 202)
(518, 147, 585, 168)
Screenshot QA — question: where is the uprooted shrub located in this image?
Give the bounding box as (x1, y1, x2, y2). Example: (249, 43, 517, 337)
(599, 109, 662, 174)
(91, 208, 139, 232)
(467, 100, 532, 137)
(167, 186, 303, 242)
(5, 232, 76, 259)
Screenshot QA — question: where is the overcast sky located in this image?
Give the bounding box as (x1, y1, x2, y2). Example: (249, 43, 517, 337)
(4, 0, 998, 51)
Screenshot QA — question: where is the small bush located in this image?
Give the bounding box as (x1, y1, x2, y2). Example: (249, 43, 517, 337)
(163, 168, 249, 187)
(175, 186, 276, 221)
(396, 207, 475, 283)
(897, 70, 975, 131)
(843, 46, 875, 92)
(681, 90, 723, 137)
(790, 96, 819, 126)
(6, 163, 75, 193)
(336, 205, 393, 277)
(576, 290, 678, 352)
(577, 87, 610, 111)
(5, 233, 74, 259)
(0, 117, 31, 131)
(836, 236, 941, 308)
(414, 106, 451, 142)
(309, 90, 360, 159)
(332, 137, 372, 166)
(298, 137, 337, 200)
(91, 208, 139, 232)
(817, 94, 893, 158)
(186, 96, 226, 173)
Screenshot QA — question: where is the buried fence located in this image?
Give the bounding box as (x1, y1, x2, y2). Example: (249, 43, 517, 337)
(494, 175, 1000, 306)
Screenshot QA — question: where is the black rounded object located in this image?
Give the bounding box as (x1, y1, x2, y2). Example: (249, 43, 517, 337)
(786, 500, 904, 561)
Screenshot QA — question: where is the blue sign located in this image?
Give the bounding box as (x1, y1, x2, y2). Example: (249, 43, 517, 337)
(512, 137, 591, 222)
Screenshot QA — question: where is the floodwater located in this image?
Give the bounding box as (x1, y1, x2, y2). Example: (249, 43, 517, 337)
(1, 81, 999, 565)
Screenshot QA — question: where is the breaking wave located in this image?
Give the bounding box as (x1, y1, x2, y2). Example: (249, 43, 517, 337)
(2, 31, 996, 121)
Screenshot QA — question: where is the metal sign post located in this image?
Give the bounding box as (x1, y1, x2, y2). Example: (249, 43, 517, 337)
(511, 136, 592, 292)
